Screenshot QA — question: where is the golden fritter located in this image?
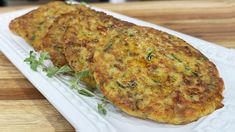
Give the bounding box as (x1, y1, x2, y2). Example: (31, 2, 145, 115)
(10, 2, 224, 124)
(9, 1, 78, 50)
(42, 5, 94, 67)
(92, 25, 224, 124)
(60, 8, 224, 124)
(43, 8, 100, 87)
(61, 9, 127, 88)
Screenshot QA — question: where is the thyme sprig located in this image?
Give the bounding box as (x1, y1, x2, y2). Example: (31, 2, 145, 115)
(24, 51, 109, 115)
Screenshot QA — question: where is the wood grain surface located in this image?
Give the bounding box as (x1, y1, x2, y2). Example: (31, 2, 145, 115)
(0, 0, 234, 131)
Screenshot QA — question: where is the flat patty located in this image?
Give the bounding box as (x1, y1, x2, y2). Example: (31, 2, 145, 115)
(43, 7, 100, 88)
(42, 5, 91, 67)
(60, 7, 224, 124)
(92, 24, 224, 124)
(9, 1, 78, 50)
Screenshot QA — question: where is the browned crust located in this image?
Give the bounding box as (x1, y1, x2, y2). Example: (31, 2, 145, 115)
(9, 1, 78, 50)
(9, 2, 224, 124)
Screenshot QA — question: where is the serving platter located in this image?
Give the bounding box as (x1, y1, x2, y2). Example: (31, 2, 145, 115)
(0, 6, 235, 132)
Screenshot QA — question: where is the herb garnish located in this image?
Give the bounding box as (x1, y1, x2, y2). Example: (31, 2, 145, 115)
(98, 103, 107, 115)
(103, 42, 112, 52)
(116, 81, 126, 88)
(24, 51, 110, 115)
(146, 51, 154, 61)
(128, 80, 137, 88)
(116, 80, 137, 89)
(30, 35, 36, 41)
(167, 54, 182, 62)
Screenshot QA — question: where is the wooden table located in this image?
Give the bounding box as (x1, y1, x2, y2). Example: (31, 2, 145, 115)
(0, 0, 234, 131)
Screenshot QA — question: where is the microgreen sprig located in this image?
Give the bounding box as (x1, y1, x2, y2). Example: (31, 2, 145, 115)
(24, 51, 110, 115)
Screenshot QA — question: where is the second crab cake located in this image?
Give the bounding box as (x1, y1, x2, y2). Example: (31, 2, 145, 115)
(61, 9, 118, 88)
(42, 5, 93, 67)
(9, 1, 79, 50)
(43, 7, 99, 87)
(91, 24, 224, 124)
(59, 7, 224, 124)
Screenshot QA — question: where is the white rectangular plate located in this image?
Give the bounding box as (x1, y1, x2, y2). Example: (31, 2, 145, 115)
(1, 6, 235, 132)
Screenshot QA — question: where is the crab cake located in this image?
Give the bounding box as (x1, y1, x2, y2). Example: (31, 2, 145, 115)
(42, 5, 95, 67)
(43, 8, 98, 87)
(61, 8, 130, 88)
(9, 1, 78, 50)
(59, 7, 224, 124)
(92, 25, 224, 124)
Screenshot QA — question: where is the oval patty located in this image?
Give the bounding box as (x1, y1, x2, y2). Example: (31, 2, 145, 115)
(9, 1, 79, 50)
(59, 8, 224, 124)
(43, 7, 102, 87)
(92, 24, 224, 124)
(42, 5, 93, 67)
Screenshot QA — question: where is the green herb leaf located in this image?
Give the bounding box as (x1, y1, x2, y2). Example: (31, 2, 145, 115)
(46, 65, 72, 77)
(97, 104, 107, 115)
(167, 54, 182, 62)
(185, 65, 191, 71)
(39, 52, 50, 64)
(30, 35, 36, 41)
(45, 66, 59, 77)
(146, 51, 154, 61)
(152, 79, 160, 83)
(75, 70, 90, 79)
(57, 65, 72, 74)
(127, 80, 137, 88)
(103, 42, 112, 52)
(69, 78, 79, 89)
(78, 89, 94, 97)
(30, 60, 39, 71)
(116, 81, 126, 88)
(24, 51, 40, 71)
(192, 71, 199, 77)
(24, 51, 36, 63)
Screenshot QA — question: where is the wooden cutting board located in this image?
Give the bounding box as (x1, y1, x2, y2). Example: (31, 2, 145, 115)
(0, 0, 234, 131)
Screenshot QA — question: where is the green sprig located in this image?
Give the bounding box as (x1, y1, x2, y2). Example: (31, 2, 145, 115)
(98, 103, 107, 115)
(25, 51, 110, 115)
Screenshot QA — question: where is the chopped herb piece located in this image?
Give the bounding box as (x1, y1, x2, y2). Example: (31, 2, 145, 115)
(75, 70, 90, 79)
(185, 66, 191, 71)
(192, 72, 199, 77)
(97, 103, 107, 115)
(30, 35, 36, 40)
(146, 51, 154, 61)
(128, 80, 137, 88)
(116, 81, 126, 88)
(168, 54, 182, 62)
(152, 79, 160, 83)
(78, 89, 94, 97)
(168, 35, 174, 39)
(103, 42, 112, 52)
